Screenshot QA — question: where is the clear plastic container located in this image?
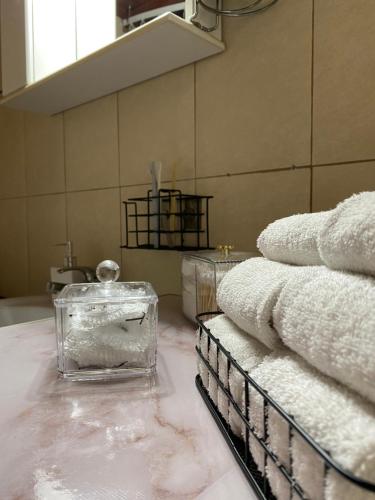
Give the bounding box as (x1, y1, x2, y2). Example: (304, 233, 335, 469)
(54, 260, 158, 381)
(182, 248, 255, 322)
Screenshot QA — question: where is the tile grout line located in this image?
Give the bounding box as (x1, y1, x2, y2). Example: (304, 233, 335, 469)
(22, 112, 32, 295)
(193, 62, 197, 195)
(62, 112, 69, 240)
(116, 92, 121, 188)
(25, 195, 32, 296)
(115, 92, 124, 277)
(312, 157, 375, 168)
(2, 157, 375, 204)
(309, 0, 315, 212)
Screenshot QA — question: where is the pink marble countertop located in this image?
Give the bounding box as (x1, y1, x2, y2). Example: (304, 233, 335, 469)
(0, 296, 256, 500)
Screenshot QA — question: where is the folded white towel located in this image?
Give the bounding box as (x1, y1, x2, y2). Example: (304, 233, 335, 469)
(274, 265, 375, 404)
(226, 354, 271, 477)
(291, 432, 325, 500)
(70, 302, 148, 330)
(247, 380, 268, 476)
(257, 192, 375, 277)
(227, 339, 269, 436)
(217, 257, 298, 349)
(201, 315, 269, 418)
(319, 191, 375, 277)
(257, 212, 328, 266)
(266, 460, 292, 500)
(65, 322, 151, 369)
(249, 352, 375, 500)
(248, 366, 292, 482)
(208, 335, 219, 406)
(196, 328, 209, 389)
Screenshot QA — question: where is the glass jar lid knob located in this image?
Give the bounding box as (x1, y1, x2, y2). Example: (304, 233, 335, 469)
(96, 260, 120, 283)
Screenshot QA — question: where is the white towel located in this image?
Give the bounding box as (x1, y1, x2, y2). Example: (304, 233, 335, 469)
(247, 381, 268, 476)
(227, 340, 269, 435)
(217, 320, 269, 424)
(266, 460, 292, 500)
(217, 257, 298, 349)
(196, 328, 209, 389)
(201, 315, 269, 417)
(292, 432, 325, 500)
(257, 212, 328, 266)
(65, 322, 151, 369)
(319, 191, 375, 277)
(274, 265, 375, 404)
(69, 302, 149, 330)
(208, 335, 219, 406)
(248, 371, 291, 481)
(249, 352, 375, 500)
(226, 353, 272, 477)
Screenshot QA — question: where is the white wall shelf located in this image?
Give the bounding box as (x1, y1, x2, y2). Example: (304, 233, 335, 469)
(0, 13, 224, 115)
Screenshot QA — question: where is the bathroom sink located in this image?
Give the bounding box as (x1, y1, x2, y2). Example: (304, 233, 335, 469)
(0, 295, 54, 327)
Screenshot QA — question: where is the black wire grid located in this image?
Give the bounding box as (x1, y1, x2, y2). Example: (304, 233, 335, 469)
(122, 189, 213, 251)
(196, 312, 375, 500)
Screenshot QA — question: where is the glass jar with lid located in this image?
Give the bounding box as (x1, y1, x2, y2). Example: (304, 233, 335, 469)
(182, 246, 256, 322)
(54, 260, 158, 381)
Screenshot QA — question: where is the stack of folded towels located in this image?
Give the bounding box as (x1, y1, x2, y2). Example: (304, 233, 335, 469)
(197, 192, 375, 500)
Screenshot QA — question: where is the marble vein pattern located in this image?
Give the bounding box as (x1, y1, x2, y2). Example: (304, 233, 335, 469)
(0, 296, 256, 500)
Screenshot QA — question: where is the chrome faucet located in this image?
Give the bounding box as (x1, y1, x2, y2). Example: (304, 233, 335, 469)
(57, 266, 96, 283)
(55, 241, 96, 283)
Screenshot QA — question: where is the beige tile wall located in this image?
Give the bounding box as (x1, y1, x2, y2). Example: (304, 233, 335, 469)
(118, 66, 195, 185)
(196, 0, 312, 177)
(64, 94, 119, 191)
(27, 194, 67, 293)
(197, 168, 311, 250)
(0, 107, 25, 199)
(312, 162, 375, 211)
(24, 112, 65, 195)
(1, 0, 375, 297)
(313, 0, 375, 164)
(0, 198, 28, 296)
(66, 188, 121, 268)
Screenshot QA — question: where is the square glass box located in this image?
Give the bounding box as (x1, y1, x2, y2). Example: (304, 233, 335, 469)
(54, 277, 158, 382)
(182, 248, 255, 322)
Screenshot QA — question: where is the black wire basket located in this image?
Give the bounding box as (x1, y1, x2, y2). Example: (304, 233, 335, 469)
(196, 312, 375, 500)
(122, 188, 213, 251)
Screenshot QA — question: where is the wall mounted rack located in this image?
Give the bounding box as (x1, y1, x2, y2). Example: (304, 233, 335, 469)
(122, 188, 213, 251)
(190, 0, 279, 33)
